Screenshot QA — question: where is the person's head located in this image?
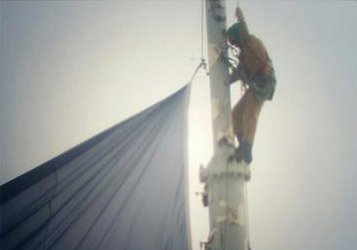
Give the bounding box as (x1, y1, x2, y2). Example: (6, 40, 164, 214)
(227, 23, 241, 47)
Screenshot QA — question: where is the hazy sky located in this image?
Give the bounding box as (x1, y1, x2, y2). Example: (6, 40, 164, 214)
(1, 1, 357, 250)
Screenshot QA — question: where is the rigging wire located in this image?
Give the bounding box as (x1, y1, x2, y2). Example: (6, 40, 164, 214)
(234, 2, 252, 249)
(235, 1, 252, 248)
(201, 0, 204, 59)
(245, 183, 252, 250)
(187, 0, 208, 85)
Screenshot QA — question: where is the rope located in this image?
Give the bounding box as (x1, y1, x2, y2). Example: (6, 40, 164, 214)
(234, 2, 252, 249)
(245, 182, 252, 249)
(187, 0, 208, 86)
(188, 58, 207, 84)
(185, 0, 209, 109)
(237, 1, 252, 247)
(201, 0, 204, 59)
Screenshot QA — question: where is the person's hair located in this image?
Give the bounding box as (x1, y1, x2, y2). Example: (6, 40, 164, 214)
(227, 23, 241, 46)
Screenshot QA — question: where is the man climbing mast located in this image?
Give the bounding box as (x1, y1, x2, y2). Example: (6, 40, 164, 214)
(226, 7, 276, 164)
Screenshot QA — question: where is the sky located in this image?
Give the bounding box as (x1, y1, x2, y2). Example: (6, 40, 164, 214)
(1, 1, 357, 250)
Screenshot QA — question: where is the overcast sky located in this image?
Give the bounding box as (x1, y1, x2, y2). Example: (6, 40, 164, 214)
(1, 1, 357, 250)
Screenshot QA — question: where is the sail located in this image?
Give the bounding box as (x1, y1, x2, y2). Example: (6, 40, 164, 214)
(0, 86, 191, 250)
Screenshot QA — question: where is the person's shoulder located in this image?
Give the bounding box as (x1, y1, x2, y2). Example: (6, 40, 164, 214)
(228, 22, 240, 31)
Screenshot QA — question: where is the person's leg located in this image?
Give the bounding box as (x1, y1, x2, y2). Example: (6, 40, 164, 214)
(232, 92, 247, 144)
(237, 91, 264, 164)
(242, 91, 263, 144)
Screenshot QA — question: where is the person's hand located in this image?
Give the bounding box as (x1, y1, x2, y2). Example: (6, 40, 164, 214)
(235, 7, 244, 21)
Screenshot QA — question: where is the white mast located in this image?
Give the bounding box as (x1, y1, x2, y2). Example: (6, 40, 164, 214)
(200, 0, 250, 249)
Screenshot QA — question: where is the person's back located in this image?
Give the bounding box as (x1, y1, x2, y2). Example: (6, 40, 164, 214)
(240, 34, 270, 79)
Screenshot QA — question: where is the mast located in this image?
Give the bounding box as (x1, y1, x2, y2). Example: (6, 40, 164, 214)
(200, 1, 250, 249)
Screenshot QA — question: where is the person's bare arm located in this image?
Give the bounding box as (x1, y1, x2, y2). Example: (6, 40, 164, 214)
(235, 7, 244, 21)
(225, 64, 249, 86)
(235, 7, 250, 45)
